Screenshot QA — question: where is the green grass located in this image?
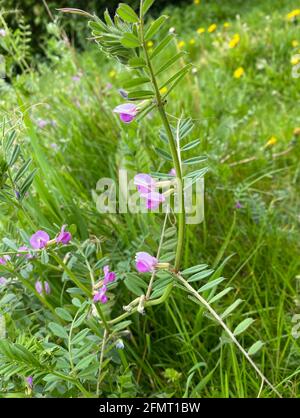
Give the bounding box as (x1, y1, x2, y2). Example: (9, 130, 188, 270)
(1, 0, 300, 398)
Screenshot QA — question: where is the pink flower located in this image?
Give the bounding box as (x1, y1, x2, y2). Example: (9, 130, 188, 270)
(35, 280, 50, 295)
(0, 277, 7, 285)
(56, 225, 72, 245)
(93, 285, 108, 304)
(37, 119, 48, 129)
(169, 168, 176, 176)
(134, 174, 156, 194)
(142, 191, 165, 210)
(135, 252, 158, 273)
(30, 230, 50, 249)
(35, 280, 43, 294)
(103, 265, 116, 285)
(0, 255, 10, 265)
(44, 281, 51, 294)
(17, 246, 33, 259)
(113, 103, 138, 124)
(26, 376, 33, 389)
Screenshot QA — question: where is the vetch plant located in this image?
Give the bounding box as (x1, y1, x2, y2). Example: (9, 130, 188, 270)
(0, 1, 283, 398)
(59, 1, 283, 397)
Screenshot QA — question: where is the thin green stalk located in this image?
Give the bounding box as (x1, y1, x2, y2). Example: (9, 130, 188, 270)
(172, 270, 282, 398)
(139, 1, 185, 271)
(96, 329, 108, 397)
(145, 211, 168, 299)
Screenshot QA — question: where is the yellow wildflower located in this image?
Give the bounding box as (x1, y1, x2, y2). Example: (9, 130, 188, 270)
(208, 24, 217, 33)
(224, 22, 231, 28)
(147, 40, 154, 48)
(189, 38, 196, 45)
(293, 127, 300, 136)
(233, 67, 245, 79)
(265, 136, 277, 147)
(109, 70, 116, 78)
(194, 0, 200, 4)
(197, 27, 205, 35)
(286, 9, 300, 21)
(292, 40, 299, 47)
(178, 40, 185, 49)
(160, 86, 168, 95)
(291, 55, 300, 65)
(229, 33, 240, 48)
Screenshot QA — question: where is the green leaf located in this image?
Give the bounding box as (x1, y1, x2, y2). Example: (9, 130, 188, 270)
(181, 139, 200, 151)
(248, 340, 264, 356)
(156, 52, 185, 76)
(160, 64, 192, 90)
(124, 273, 147, 296)
(104, 9, 114, 26)
(55, 307, 73, 322)
(145, 15, 168, 41)
(221, 299, 243, 319)
(13, 159, 32, 183)
(74, 353, 96, 371)
(197, 277, 225, 292)
(49, 322, 68, 339)
(142, 0, 155, 15)
(117, 4, 139, 23)
(128, 90, 154, 100)
(183, 156, 207, 165)
(41, 249, 49, 265)
(72, 328, 90, 345)
(177, 118, 194, 140)
(2, 238, 18, 250)
(128, 57, 147, 68)
(208, 287, 233, 304)
(123, 76, 150, 88)
(151, 33, 174, 58)
(155, 147, 173, 161)
(8, 145, 20, 166)
(233, 318, 255, 336)
(187, 269, 214, 282)
(182, 264, 208, 275)
(121, 33, 140, 48)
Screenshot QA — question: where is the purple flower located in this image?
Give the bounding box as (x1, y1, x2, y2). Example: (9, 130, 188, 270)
(116, 339, 124, 349)
(169, 168, 176, 176)
(0, 276, 7, 285)
(37, 119, 48, 129)
(56, 225, 72, 245)
(44, 281, 51, 294)
(93, 285, 108, 304)
(72, 74, 81, 82)
(30, 230, 50, 249)
(0, 29, 6, 37)
(26, 376, 33, 389)
(113, 103, 138, 124)
(135, 252, 158, 273)
(103, 265, 116, 285)
(0, 255, 10, 265)
(35, 280, 43, 295)
(235, 201, 242, 209)
(142, 191, 165, 210)
(17, 246, 33, 259)
(134, 173, 156, 194)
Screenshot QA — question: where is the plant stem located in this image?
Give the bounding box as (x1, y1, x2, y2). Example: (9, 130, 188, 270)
(172, 271, 282, 398)
(96, 329, 108, 397)
(145, 211, 168, 299)
(140, 2, 185, 271)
